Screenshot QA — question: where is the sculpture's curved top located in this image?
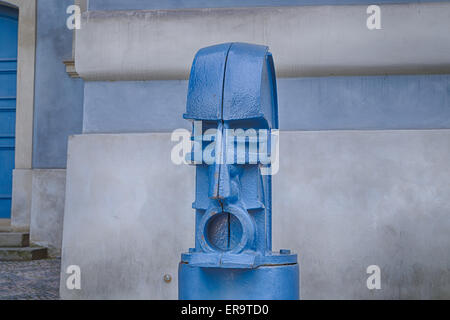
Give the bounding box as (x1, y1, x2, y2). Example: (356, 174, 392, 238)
(184, 42, 279, 130)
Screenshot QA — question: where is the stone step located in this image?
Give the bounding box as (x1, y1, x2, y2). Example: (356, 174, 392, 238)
(0, 247, 48, 261)
(0, 219, 11, 226)
(0, 226, 13, 233)
(0, 233, 30, 247)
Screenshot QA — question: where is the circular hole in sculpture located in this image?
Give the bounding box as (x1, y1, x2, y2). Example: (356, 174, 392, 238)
(205, 212, 243, 252)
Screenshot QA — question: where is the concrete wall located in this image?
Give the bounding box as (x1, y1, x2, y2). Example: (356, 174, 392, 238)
(88, 0, 444, 11)
(75, 3, 450, 81)
(274, 130, 450, 299)
(83, 80, 189, 133)
(11, 169, 32, 231)
(83, 75, 450, 134)
(61, 131, 450, 299)
(30, 169, 66, 257)
(33, 0, 84, 169)
(61, 134, 195, 299)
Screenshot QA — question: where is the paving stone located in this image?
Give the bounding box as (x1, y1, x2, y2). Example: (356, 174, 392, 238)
(0, 259, 61, 300)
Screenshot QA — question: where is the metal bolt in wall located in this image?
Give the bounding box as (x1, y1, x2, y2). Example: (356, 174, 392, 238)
(163, 274, 172, 283)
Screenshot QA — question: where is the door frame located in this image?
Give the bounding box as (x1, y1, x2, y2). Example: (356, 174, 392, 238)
(0, 0, 36, 229)
(0, 3, 18, 222)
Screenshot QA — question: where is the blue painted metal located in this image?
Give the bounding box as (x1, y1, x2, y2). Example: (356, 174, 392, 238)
(179, 264, 299, 300)
(179, 43, 299, 300)
(0, 5, 18, 219)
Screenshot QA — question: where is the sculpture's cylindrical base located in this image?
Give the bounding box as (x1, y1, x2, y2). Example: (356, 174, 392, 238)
(178, 263, 299, 300)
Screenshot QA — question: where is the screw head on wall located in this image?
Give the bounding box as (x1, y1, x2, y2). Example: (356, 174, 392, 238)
(163, 274, 172, 283)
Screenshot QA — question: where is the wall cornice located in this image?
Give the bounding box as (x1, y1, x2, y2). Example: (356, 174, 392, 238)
(75, 3, 450, 81)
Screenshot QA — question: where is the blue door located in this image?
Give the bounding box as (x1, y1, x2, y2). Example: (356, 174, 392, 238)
(0, 5, 18, 219)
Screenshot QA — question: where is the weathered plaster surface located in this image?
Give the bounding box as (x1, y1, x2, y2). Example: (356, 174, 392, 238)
(61, 131, 450, 299)
(30, 169, 66, 257)
(83, 75, 450, 134)
(76, 3, 450, 80)
(32, 0, 84, 169)
(11, 169, 32, 231)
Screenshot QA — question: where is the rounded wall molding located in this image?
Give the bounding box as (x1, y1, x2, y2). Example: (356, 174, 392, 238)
(75, 3, 450, 81)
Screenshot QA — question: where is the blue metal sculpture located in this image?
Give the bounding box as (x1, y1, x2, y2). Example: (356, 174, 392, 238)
(179, 43, 299, 300)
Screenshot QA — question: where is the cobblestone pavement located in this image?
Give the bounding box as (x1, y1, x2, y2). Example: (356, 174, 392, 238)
(0, 259, 61, 300)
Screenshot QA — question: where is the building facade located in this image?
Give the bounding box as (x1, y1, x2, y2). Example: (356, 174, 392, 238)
(1, 0, 450, 299)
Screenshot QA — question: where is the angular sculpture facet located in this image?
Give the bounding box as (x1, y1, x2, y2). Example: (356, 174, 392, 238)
(179, 43, 299, 300)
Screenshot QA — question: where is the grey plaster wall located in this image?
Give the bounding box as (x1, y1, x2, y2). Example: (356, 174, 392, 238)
(75, 3, 450, 81)
(88, 0, 445, 11)
(61, 131, 450, 299)
(83, 80, 190, 133)
(83, 75, 450, 134)
(30, 169, 66, 257)
(273, 130, 450, 299)
(61, 133, 195, 299)
(33, 0, 84, 169)
(10, 169, 32, 231)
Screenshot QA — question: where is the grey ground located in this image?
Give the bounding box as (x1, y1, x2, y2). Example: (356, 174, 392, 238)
(0, 259, 61, 300)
